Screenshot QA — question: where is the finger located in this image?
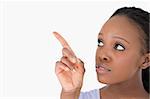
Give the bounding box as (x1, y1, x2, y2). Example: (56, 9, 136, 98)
(74, 58, 85, 73)
(61, 56, 75, 71)
(62, 48, 77, 63)
(55, 61, 70, 75)
(53, 32, 76, 56)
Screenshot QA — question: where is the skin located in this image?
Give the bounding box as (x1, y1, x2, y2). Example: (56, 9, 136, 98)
(96, 15, 150, 99)
(54, 15, 150, 99)
(53, 32, 85, 99)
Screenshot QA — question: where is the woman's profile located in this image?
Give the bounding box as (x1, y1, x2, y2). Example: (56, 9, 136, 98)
(53, 7, 150, 99)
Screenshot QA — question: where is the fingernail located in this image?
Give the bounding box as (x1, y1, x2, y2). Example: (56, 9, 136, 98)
(65, 67, 69, 71)
(53, 31, 57, 34)
(53, 32, 58, 36)
(72, 69, 76, 72)
(71, 57, 76, 63)
(52, 32, 56, 35)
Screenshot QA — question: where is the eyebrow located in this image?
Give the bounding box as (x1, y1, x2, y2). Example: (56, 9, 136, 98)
(98, 32, 130, 44)
(113, 36, 130, 44)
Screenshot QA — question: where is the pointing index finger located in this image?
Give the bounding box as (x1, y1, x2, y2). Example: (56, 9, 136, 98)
(53, 32, 76, 56)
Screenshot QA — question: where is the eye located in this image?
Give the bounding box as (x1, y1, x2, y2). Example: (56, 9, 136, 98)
(98, 39, 104, 47)
(114, 43, 125, 51)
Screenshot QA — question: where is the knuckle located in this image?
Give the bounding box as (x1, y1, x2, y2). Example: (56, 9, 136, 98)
(83, 67, 86, 72)
(62, 48, 66, 52)
(77, 58, 84, 64)
(80, 60, 84, 64)
(62, 47, 67, 52)
(56, 61, 60, 64)
(55, 61, 60, 66)
(62, 48, 66, 55)
(61, 56, 67, 62)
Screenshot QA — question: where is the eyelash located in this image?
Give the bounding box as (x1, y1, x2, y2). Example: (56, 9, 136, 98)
(97, 39, 126, 51)
(114, 42, 125, 51)
(98, 39, 104, 47)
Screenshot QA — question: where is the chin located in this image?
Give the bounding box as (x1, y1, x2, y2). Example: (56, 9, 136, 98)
(97, 74, 129, 85)
(96, 73, 115, 84)
(97, 76, 108, 84)
(97, 73, 107, 84)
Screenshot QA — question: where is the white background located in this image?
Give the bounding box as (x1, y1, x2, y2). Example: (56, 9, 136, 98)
(0, 0, 149, 99)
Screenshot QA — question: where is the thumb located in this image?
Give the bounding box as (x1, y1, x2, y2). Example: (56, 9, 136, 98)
(74, 58, 85, 73)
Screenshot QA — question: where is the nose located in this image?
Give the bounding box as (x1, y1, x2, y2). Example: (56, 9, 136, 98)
(96, 48, 111, 62)
(101, 53, 110, 62)
(102, 57, 108, 61)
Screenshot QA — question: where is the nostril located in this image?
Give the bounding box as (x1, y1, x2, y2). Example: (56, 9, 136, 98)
(103, 57, 107, 60)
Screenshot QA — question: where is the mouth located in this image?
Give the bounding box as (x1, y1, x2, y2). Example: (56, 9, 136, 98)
(96, 64, 111, 74)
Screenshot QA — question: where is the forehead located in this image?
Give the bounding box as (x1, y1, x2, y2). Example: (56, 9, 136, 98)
(99, 15, 142, 41)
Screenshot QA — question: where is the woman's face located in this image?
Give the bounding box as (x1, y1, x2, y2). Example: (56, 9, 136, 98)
(96, 15, 144, 84)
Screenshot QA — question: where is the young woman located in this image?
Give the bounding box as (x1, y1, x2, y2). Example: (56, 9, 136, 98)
(53, 7, 150, 99)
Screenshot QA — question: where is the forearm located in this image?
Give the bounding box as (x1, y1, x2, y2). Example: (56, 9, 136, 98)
(61, 88, 81, 99)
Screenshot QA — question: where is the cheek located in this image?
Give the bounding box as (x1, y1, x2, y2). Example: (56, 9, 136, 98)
(110, 53, 140, 83)
(116, 54, 134, 67)
(115, 52, 141, 69)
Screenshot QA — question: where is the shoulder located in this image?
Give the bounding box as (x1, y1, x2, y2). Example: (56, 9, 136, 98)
(79, 89, 100, 99)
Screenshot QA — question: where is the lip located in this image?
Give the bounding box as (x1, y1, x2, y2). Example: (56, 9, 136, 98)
(96, 64, 111, 74)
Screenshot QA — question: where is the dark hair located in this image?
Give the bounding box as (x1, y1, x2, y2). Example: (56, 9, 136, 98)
(111, 7, 150, 93)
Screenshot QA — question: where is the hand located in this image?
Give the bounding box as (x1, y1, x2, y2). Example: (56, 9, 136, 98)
(53, 32, 85, 92)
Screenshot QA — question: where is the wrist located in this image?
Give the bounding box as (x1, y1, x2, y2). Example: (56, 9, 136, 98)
(61, 88, 81, 99)
(62, 87, 81, 93)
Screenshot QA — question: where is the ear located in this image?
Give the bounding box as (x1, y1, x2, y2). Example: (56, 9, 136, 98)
(141, 53, 150, 69)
